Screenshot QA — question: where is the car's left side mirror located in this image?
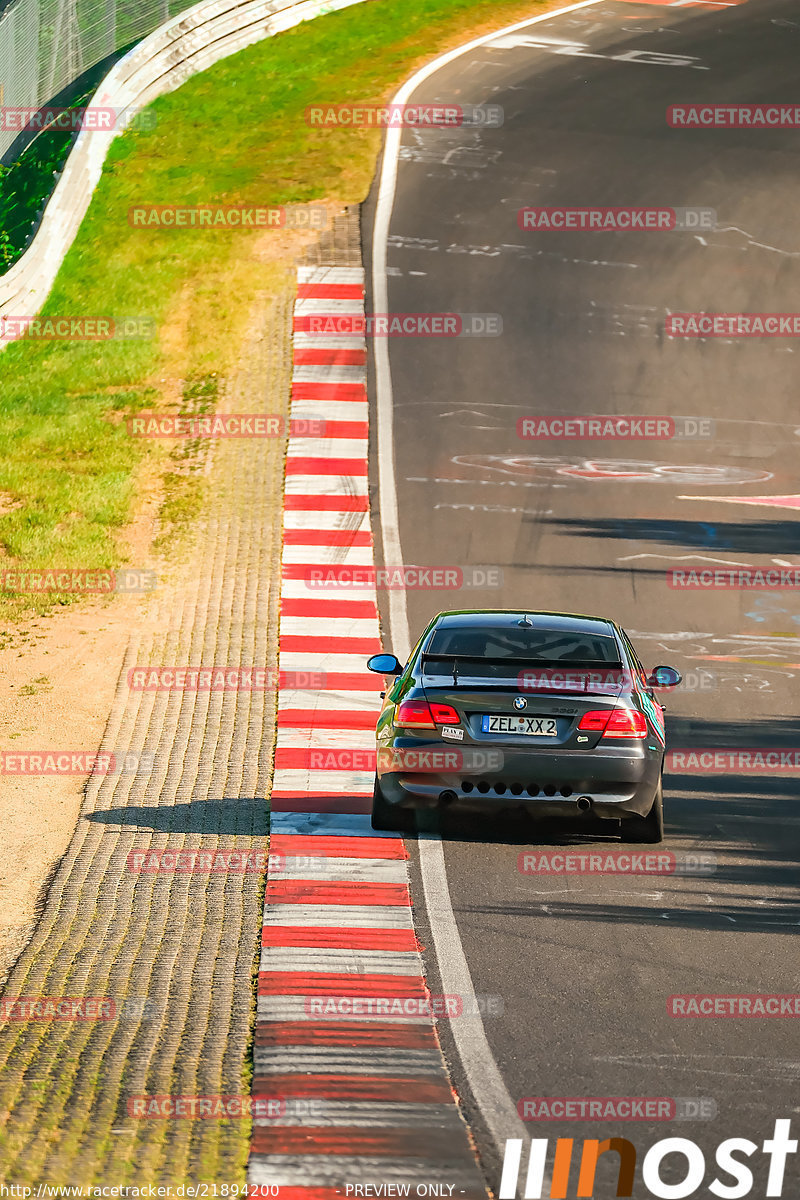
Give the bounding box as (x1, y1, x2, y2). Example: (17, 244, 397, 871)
(367, 653, 403, 675)
(647, 664, 682, 689)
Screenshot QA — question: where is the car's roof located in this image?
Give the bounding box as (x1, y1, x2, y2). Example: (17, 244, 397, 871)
(431, 609, 619, 637)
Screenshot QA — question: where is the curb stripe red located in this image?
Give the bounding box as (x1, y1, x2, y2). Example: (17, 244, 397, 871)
(308, 420, 369, 438)
(278, 635, 379, 653)
(284, 379, 367, 402)
(276, 710, 379, 730)
(269, 836, 405, 858)
(249, 264, 485, 1193)
(285, 457, 368, 476)
(265, 881, 408, 906)
(252, 1075, 453, 1102)
(274, 749, 377, 771)
(261, 928, 419, 950)
(257, 972, 425, 997)
(296, 284, 364, 300)
(282, 529, 372, 546)
(280, 599, 378, 618)
(274, 670, 384, 691)
(293, 349, 366, 366)
(255, 1022, 436, 1047)
(251, 1127, 465, 1155)
(269, 796, 373, 814)
(284, 495, 369, 512)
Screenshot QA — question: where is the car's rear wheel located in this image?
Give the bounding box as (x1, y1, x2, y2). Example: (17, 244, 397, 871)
(620, 777, 664, 844)
(370, 775, 414, 833)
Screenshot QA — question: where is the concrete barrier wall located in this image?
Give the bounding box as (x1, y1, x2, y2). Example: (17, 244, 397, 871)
(0, 0, 367, 342)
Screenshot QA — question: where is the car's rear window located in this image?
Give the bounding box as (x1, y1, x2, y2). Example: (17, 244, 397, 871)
(425, 625, 621, 664)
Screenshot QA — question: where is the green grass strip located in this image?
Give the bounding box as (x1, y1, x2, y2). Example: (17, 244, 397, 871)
(0, 0, 550, 622)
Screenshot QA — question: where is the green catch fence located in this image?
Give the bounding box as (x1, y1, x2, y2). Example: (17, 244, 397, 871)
(0, 0, 189, 160)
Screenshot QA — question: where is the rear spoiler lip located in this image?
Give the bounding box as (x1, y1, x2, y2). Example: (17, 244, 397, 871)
(420, 660, 631, 691)
(419, 653, 624, 668)
(419, 678, 633, 699)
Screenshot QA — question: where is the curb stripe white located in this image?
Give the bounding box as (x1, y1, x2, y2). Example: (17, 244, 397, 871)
(261, 904, 413, 928)
(250, 263, 486, 1191)
(272, 857, 409, 882)
(248, 1158, 483, 1189)
(254, 1047, 442, 1073)
(255, 1101, 461, 1127)
(259, 949, 422, 974)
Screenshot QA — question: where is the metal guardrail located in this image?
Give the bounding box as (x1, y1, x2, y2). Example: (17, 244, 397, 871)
(0, 0, 367, 342)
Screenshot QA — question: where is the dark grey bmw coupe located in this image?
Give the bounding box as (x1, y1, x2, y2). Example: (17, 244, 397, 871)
(366, 609, 681, 842)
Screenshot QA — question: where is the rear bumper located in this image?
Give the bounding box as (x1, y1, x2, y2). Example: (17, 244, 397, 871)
(376, 742, 662, 819)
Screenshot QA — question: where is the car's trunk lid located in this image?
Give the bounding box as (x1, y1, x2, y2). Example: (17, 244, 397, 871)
(420, 658, 631, 749)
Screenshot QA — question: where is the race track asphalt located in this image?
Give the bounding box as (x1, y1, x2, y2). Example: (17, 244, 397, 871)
(364, 1, 800, 1191)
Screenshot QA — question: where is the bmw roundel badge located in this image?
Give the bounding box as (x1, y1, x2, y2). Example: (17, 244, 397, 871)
(513, 696, 527, 710)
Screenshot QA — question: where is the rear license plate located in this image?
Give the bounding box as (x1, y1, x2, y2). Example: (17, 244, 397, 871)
(481, 714, 558, 736)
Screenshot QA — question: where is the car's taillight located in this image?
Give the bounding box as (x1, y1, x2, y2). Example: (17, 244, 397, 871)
(395, 700, 460, 727)
(396, 700, 436, 728)
(430, 702, 460, 725)
(605, 709, 648, 738)
(578, 708, 648, 738)
(577, 710, 611, 732)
